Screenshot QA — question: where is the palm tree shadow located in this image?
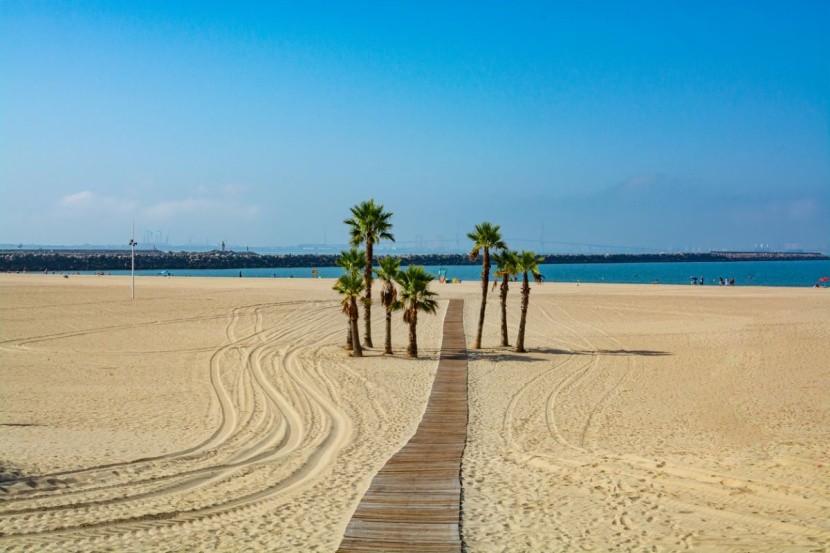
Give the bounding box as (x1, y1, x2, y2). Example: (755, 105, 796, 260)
(0, 461, 32, 487)
(352, 347, 444, 361)
(340, 345, 669, 361)
(533, 347, 672, 357)
(467, 350, 544, 363)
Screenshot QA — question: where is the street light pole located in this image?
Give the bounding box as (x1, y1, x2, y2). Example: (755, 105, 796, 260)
(129, 221, 137, 300)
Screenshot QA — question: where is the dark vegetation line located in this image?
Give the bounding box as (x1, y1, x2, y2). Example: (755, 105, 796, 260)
(1, 250, 826, 272)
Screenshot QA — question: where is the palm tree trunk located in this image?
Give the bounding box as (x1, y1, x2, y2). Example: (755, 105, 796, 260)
(363, 240, 374, 348)
(385, 308, 393, 354)
(474, 247, 490, 349)
(500, 275, 510, 347)
(516, 271, 530, 353)
(407, 308, 418, 358)
(346, 321, 353, 350)
(351, 300, 363, 357)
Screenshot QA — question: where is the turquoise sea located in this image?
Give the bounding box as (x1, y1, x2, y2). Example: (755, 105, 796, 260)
(98, 260, 830, 288)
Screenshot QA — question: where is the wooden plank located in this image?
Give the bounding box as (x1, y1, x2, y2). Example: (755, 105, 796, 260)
(350, 506, 459, 523)
(343, 521, 460, 541)
(337, 538, 459, 553)
(337, 299, 468, 553)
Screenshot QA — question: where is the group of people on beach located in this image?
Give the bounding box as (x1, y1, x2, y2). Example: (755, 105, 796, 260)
(690, 276, 736, 286)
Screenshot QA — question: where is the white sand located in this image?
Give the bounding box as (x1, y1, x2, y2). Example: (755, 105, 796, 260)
(0, 274, 445, 551)
(1, 275, 828, 552)
(458, 282, 830, 552)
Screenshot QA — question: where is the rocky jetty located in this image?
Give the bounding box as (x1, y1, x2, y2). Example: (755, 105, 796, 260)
(0, 249, 826, 273)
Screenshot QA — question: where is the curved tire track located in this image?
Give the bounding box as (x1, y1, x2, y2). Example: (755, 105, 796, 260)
(0, 299, 355, 550)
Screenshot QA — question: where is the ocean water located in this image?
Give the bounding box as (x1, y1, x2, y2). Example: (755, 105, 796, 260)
(97, 260, 830, 288)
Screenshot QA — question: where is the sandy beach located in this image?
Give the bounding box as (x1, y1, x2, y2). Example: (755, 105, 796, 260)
(1, 274, 828, 551)
(458, 283, 830, 552)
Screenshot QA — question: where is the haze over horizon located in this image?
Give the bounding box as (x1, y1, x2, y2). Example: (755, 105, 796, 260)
(2, 2, 828, 253)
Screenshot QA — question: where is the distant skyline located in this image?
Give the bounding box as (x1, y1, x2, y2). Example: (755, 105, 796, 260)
(2, 1, 828, 252)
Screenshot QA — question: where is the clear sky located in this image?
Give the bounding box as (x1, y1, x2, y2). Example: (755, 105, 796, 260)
(2, 1, 828, 252)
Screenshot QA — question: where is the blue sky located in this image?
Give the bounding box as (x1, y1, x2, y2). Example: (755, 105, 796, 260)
(1, 1, 828, 252)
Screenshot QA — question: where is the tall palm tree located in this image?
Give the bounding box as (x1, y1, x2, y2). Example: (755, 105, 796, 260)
(336, 248, 366, 350)
(468, 222, 506, 349)
(493, 249, 519, 347)
(394, 265, 438, 358)
(333, 273, 365, 357)
(514, 250, 544, 353)
(374, 256, 401, 355)
(344, 199, 395, 349)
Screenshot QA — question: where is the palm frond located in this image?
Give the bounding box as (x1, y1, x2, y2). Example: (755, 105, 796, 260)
(417, 298, 439, 314)
(333, 272, 365, 297)
(379, 281, 397, 307)
(493, 250, 519, 276)
(333, 273, 365, 316)
(344, 199, 395, 246)
(394, 265, 438, 321)
(336, 248, 367, 275)
(374, 257, 401, 308)
(515, 250, 544, 274)
(468, 221, 505, 252)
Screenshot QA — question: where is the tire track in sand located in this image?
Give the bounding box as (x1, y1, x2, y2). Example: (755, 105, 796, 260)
(0, 300, 356, 550)
(486, 298, 829, 550)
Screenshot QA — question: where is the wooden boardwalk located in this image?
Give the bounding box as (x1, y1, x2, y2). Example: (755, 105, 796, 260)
(338, 299, 468, 553)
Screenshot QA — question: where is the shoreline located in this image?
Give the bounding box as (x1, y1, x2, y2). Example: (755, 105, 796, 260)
(2, 271, 827, 291)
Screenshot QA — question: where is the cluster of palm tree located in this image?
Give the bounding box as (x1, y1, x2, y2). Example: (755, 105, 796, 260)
(334, 200, 438, 358)
(333, 203, 544, 357)
(468, 222, 544, 353)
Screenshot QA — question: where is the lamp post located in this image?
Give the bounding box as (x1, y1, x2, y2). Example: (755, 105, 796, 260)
(129, 225, 137, 299)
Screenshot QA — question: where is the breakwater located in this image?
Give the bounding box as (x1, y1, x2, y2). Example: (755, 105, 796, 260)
(1, 249, 826, 273)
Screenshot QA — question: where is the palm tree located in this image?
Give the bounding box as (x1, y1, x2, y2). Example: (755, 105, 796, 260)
(493, 249, 519, 347)
(468, 222, 506, 349)
(344, 199, 395, 349)
(514, 250, 544, 353)
(333, 273, 365, 357)
(336, 248, 366, 350)
(394, 265, 438, 358)
(374, 256, 401, 355)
